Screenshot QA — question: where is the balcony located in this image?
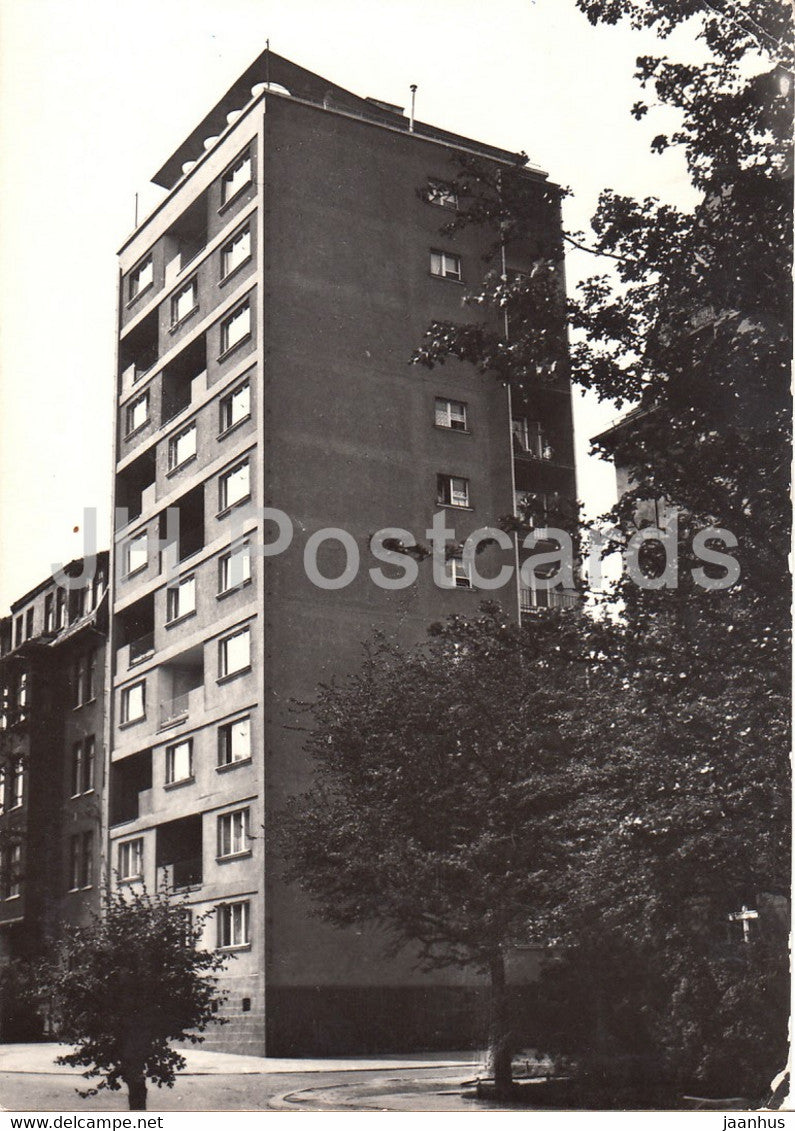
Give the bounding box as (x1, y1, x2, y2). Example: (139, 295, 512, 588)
(520, 588, 579, 612)
(156, 815, 202, 891)
(110, 749, 152, 825)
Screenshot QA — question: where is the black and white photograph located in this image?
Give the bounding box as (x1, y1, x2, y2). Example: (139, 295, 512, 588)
(0, 0, 790, 1118)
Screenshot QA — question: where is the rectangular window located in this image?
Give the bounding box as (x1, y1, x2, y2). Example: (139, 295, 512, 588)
(44, 594, 54, 633)
(446, 553, 473, 589)
(436, 474, 470, 508)
(69, 834, 91, 890)
(74, 656, 87, 708)
(218, 716, 251, 766)
(219, 382, 250, 433)
(427, 180, 458, 208)
(71, 742, 83, 797)
(165, 739, 192, 784)
(10, 761, 23, 808)
(129, 257, 153, 301)
(13, 617, 22, 648)
(217, 808, 250, 858)
(168, 422, 197, 470)
(220, 304, 251, 355)
(16, 672, 28, 714)
(118, 838, 143, 881)
(25, 609, 34, 639)
(217, 900, 250, 948)
(126, 531, 148, 576)
(86, 650, 96, 702)
(56, 588, 66, 630)
(219, 461, 250, 511)
(166, 575, 196, 622)
(126, 392, 149, 436)
(121, 681, 145, 724)
(0, 769, 5, 812)
(221, 150, 252, 204)
(83, 736, 96, 793)
(171, 279, 198, 327)
(81, 831, 94, 888)
(435, 397, 468, 431)
(221, 227, 251, 279)
(219, 627, 251, 679)
(218, 543, 252, 593)
(3, 844, 21, 899)
(430, 250, 462, 280)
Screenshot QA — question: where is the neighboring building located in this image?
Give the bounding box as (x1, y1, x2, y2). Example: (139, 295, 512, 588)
(104, 49, 577, 1056)
(0, 554, 108, 1036)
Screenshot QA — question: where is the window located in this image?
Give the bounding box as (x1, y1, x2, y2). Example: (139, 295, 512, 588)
(2, 844, 21, 899)
(446, 553, 473, 590)
(168, 422, 197, 470)
(219, 382, 250, 433)
(219, 461, 250, 511)
(81, 737, 96, 793)
(171, 279, 198, 327)
(56, 588, 66, 630)
(44, 594, 54, 633)
(221, 227, 251, 279)
(437, 474, 470, 508)
(87, 651, 96, 701)
(121, 681, 145, 724)
(126, 531, 148, 576)
(430, 250, 462, 281)
(512, 417, 546, 457)
(166, 575, 196, 622)
(14, 617, 22, 648)
(74, 656, 87, 707)
(16, 672, 28, 717)
(10, 761, 23, 808)
(0, 769, 5, 812)
(217, 900, 250, 948)
(69, 832, 93, 890)
(71, 742, 83, 796)
(221, 150, 252, 204)
(427, 180, 458, 208)
(118, 838, 143, 881)
(25, 609, 34, 640)
(218, 544, 252, 593)
(220, 304, 251, 355)
(219, 627, 251, 679)
(90, 568, 106, 610)
(435, 397, 468, 431)
(218, 808, 250, 858)
(218, 716, 251, 767)
(126, 391, 149, 436)
(165, 739, 192, 784)
(129, 257, 153, 301)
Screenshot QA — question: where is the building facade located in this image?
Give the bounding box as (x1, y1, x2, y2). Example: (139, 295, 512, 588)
(0, 555, 108, 1037)
(105, 50, 578, 1055)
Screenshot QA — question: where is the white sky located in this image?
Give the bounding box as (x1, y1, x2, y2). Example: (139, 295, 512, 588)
(0, 0, 701, 609)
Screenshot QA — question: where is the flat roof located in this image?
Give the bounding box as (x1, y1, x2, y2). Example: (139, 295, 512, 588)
(153, 49, 549, 190)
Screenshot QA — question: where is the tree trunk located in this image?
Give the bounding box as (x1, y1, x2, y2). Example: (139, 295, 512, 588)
(125, 1073, 147, 1111)
(487, 948, 514, 1099)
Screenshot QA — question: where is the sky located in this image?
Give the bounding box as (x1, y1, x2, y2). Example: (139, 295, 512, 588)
(0, 0, 702, 609)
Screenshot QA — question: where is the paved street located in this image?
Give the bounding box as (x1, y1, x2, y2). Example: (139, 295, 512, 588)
(0, 1045, 500, 1112)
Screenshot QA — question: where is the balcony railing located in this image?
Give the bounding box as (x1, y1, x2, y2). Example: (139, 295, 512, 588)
(520, 588, 579, 612)
(160, 857, 202, 890)
(128, 631, 155, 667)
(159, 692, 190, 728)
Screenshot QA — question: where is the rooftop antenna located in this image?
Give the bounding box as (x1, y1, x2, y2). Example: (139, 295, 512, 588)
(265, 38, 270, 87)
(409, 84, 417, 132)
(134, 192, 139, 228)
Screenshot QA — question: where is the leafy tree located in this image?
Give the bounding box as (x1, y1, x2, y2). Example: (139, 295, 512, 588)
(409, 0, 790, 1095)
(281, 605, 627, 1097)
(40, 885, 228, 1110)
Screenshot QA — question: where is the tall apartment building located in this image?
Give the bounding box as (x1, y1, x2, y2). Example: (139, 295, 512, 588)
(109, 50, 576, 1055)
(0, 555, 108, 1037)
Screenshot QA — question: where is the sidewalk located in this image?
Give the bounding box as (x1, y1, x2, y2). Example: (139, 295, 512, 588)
(0, 1043, 481, 1078)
